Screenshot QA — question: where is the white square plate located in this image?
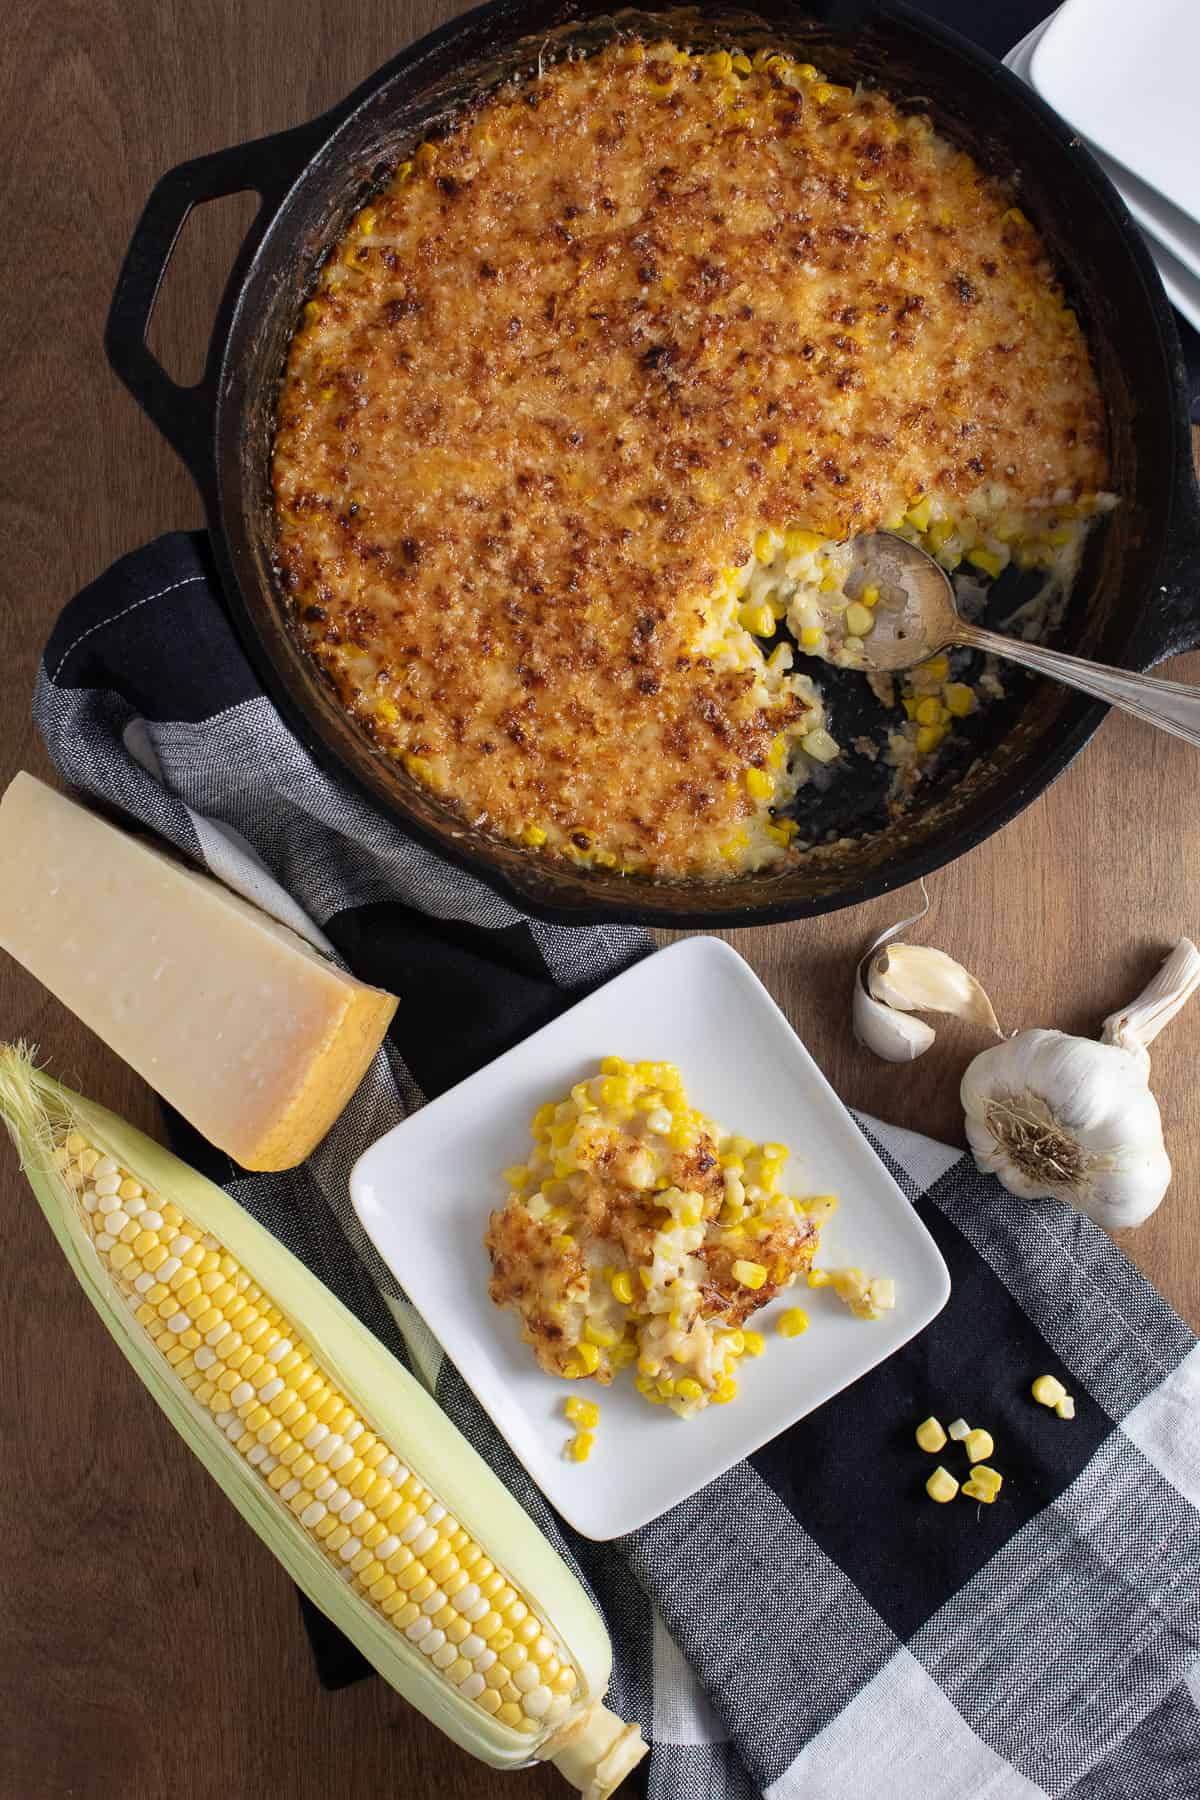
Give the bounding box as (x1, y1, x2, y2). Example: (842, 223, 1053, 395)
(350, 937, 950, 1539)
(1005, 7, 1200, 334)
(1030, 0, 1200, 230)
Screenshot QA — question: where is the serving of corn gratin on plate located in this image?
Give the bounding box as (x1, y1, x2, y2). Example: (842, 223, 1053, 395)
(351, 938, 951, 1538)
(486, 1058, 895, 1438)
(274, 37, 1114, 881)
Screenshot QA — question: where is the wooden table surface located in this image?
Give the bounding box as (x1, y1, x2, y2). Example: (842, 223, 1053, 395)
(2, 3, 1198, 1794)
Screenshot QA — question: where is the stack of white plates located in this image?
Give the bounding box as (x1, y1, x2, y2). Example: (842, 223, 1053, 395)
(1005, 0, 1200, 334)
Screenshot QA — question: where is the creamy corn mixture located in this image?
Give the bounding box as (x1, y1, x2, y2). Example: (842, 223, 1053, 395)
(485, 1059, 894, 1428)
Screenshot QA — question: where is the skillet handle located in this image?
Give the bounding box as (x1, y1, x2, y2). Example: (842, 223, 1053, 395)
(104, 128, 314, 492)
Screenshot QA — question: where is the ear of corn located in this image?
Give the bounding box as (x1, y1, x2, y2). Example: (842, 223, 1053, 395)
(0, 1045, 645, 1796)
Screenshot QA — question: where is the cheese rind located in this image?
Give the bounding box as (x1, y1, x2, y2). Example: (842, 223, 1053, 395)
(0, 774, 398, 1170)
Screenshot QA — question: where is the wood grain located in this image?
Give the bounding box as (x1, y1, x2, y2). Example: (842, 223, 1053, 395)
(0, 2, 1196, 1793)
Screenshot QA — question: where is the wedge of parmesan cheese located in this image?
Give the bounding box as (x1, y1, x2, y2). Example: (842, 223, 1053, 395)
(0, 773, 398, 1170)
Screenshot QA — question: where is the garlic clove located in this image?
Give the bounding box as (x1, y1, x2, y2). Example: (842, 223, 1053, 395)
(853, 978, 937, 1061)
(868, 944, 1002, 1036)
(1082, 1142, 1172, 1231)
(853, 884, 937, 1061)
(853, 883, 999, 1062)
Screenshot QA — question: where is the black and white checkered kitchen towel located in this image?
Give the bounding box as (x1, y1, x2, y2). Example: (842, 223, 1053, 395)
(30, 529, 1200, 1799)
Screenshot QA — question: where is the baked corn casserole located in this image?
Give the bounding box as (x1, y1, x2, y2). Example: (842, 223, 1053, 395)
(273, 39, 1111, 880)
(485, 1058, 894, 1427)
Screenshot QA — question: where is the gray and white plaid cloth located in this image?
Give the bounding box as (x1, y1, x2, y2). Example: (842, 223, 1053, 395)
(32, 533, 1200, 1798)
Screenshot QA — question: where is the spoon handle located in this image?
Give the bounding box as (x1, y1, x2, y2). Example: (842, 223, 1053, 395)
(957, 624, 1200, 751)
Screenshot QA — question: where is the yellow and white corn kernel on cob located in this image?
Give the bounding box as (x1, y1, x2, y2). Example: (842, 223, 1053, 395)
(0, 1046, 645, 1797)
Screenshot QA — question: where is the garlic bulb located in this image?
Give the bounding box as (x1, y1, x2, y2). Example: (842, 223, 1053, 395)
(854, 888, 1001, 1062)
(961, 938, 1200, 1229)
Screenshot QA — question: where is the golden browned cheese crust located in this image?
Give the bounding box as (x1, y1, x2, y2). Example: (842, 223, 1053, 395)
(272, 40, 1108, 879)
(485, 1114, 817, 1380)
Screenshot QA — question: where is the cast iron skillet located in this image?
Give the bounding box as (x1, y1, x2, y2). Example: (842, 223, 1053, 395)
(105, 0, 1200, 928)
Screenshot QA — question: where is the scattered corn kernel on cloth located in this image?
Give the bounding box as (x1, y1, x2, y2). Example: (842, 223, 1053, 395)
(31, 529, 1200, 1799)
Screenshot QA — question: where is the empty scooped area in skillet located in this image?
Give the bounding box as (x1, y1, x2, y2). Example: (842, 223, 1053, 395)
(215, 2, 1173, 923)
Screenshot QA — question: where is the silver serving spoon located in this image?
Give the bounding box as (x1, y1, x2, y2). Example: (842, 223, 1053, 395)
(846, 532, 1200, 749)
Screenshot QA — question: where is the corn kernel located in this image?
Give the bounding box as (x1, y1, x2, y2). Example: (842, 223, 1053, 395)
(565, 1397, 600, 1429)
(1055, 1394, 1076, 1420)
(806, 1268, 832, 1288)
(943, 683, 974, 718)
(803, 728, 839, 764)
(731, 1258, 767, 1290)
(947, 1418, 971, 1440)
(915, 723, 947, 755)
(905, 498, 933, 532)
(741, 1329, 765, 1358)
(915, 1416, 947, 1453)
(799, 626, 823, 649)
(844, 602, 875, 638)
(969, 1465, 1003, 1495)
(777, 1308, 809, 1338)
(926, 1466, 959, 1503)
(567, 1431, 594, 1462)
(966, 546, 1003, 579)
(740, 601, 775, 637)
(746, 766, 773, 802)
(1031, 1375, 1067, 1408)
(963, 1428, 994, 1464)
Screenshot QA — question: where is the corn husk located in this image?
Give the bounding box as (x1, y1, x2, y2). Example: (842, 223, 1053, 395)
(0, 1045, 635, 1787)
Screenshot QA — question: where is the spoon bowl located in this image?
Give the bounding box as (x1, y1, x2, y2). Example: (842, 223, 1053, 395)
(843, 531, 967, 672)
